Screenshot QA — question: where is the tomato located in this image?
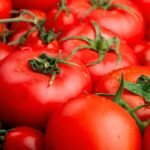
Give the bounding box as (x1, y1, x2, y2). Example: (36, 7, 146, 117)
(45, 1, 79, 34)
(67, 0, 145, 44)
(133, 41, 150, 66)
(0, 42, 14, 61)
(134, 0, 150, 26)
(3, 127, 44, 150)
(143, 124, 150, 150)
(12, 0, 59, 12)
(94, 65, 150, 121)
(60, 22, 138, 84)
(45, 94, 141, 150)
(0, 48, 92, 129)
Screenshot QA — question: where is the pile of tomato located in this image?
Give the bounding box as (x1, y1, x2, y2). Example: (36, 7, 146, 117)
(0, 0, 150, 149)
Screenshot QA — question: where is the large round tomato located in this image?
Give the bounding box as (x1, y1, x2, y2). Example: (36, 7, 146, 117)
(60, 22, 138, 84)
(0, 47, 92, 129)
(45, 94, 141, 150)
(12, 0, 59, 12)
(67, 0, 145, 44)
(94, 65, 150, 121)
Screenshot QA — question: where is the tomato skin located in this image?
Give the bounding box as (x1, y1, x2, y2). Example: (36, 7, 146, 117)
(68, 0, 145, 44)
(45, 94, 141, 150)
(134, 0, 150, 25)
(0, 0, 12, 19)
(60, 23, 138, 84)
(133, 41, 150, 66)
(0, 48, 92, 129)
(3, 127, 44, 150)
(94, 65, 150, 121)
(12, 0, 59, 12)
(142, 125, 150, 150)
(45, 7, 79, 34)
(0, 42, 14, 61)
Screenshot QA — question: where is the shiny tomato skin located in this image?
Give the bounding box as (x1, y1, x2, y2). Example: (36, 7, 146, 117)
(94, 65, 150, 121)
(12, 0, 59, 12)
(45, 94, 141, 150)
(3, 127, 44, 150)
(60, 23, 139, 84)
(0, 48, 92, 129)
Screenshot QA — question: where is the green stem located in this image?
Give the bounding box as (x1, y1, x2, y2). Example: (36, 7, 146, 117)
(60, 20, 121, 66)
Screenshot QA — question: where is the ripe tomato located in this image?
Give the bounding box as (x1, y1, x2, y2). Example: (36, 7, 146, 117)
(94, 65, 150, 121)
(67, 0, 145, 44)
(45, 94, 141, 150)
(45, 1, 79, 34)
(0, 48, 92, 129)
(12, 0, 59, 12)
(60, 22, 138, 84)
(3, 127, 44, 150)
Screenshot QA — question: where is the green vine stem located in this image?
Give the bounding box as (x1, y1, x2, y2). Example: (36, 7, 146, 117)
(61, 20, 121, 66)
(96, 74, 150, 133)
(0, 9, 60, 45)
(113, 74, 150, 133)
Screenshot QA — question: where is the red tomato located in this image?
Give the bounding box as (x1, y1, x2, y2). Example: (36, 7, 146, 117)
(0, 0, 12, 19)
(0, 48, 92, 129)
(133, 41, 150, 66)
(45, 94, 141, 150)
(60, 22, 138, 84)
(67, 0, 145, 44)
(143, 124, 150, 150)
(0, 42, 14, 61)
(12, 0, 59, 12)
(134, 0, 150, 25)
(45, 3, 79, 34)
(94, 65, 150, 121)
(3, 127, 44, 150)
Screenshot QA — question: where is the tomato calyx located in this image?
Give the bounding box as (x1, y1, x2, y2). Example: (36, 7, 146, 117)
(123, 75, 150, 102)
(61, 21, 121, 66)
(29, 52, 77, 86)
